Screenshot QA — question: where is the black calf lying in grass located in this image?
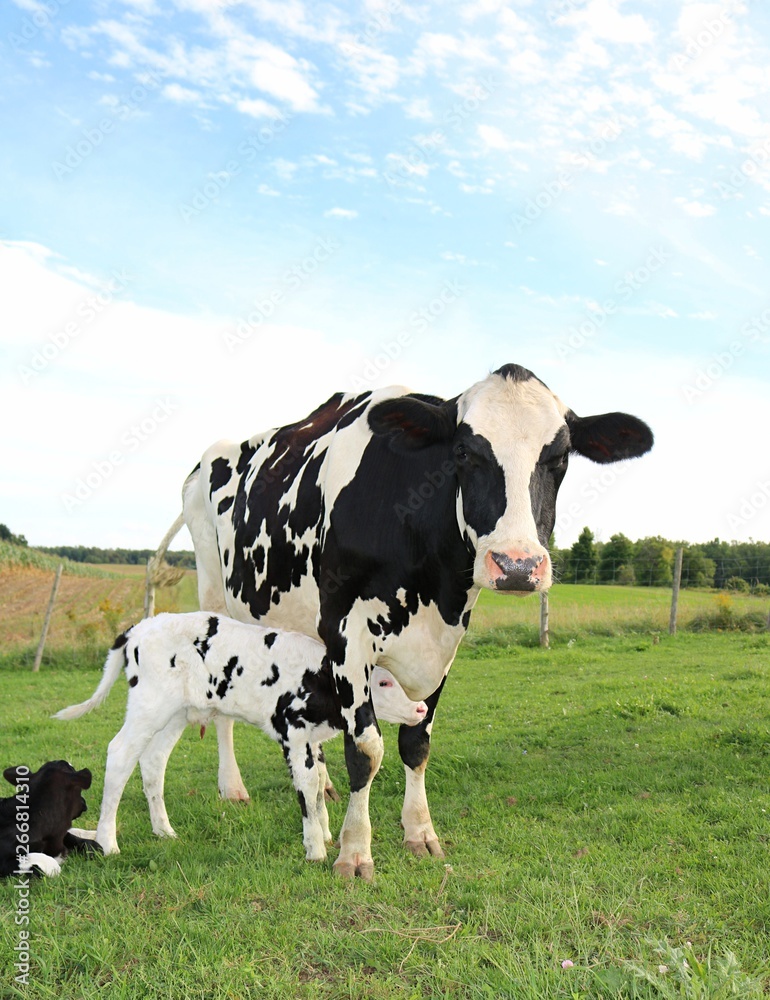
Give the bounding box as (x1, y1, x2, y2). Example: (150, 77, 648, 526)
(0, 760, 101, 877)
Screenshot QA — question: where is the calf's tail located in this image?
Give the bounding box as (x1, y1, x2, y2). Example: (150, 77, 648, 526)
(53, 631, 132, 720)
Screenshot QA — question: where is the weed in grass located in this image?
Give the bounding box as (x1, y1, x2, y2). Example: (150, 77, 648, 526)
(623, 939, 765, 998)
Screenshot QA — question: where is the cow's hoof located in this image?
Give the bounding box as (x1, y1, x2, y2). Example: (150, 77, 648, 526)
(333, 857, 374, 881)
(324, 785, 342, 803)
(405, 838, 444, 859)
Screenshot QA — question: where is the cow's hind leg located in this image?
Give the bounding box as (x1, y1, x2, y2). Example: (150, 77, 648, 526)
(398, 677, 446, 859)
(139, 713, 188, 839)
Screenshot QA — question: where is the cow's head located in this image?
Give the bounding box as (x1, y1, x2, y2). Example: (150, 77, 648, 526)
(368, 364, 653, 594)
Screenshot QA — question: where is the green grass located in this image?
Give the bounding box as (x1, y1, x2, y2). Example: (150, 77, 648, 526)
(2, 631, 769, 998)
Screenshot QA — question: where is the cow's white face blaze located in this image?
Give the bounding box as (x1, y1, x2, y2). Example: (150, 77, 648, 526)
(456, 373, 568, 593)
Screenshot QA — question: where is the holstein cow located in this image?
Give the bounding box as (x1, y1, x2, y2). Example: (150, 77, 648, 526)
(55, 612, 427, 861)
(159, 363, 653, 879)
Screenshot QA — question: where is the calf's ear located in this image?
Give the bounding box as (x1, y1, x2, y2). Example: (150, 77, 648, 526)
(73, 768, 92, 790)
(368, 397, 457, 452)
(3, 766, 25, 786)
(567, 411, 653, 464)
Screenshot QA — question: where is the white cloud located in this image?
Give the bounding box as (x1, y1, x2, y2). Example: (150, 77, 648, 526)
(679, 199, 717, 217)
(323, 207, 358, 219)
(477, 124, 511, 151)
(236, 96, 282, 118)
(163, 83, 201, 103)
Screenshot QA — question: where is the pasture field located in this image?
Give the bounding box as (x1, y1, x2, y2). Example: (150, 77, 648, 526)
(1, 607, 769, 997)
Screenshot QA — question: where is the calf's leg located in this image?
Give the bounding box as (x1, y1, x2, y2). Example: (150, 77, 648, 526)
(139, 713, 188, 838)
(285, 739, 326, 861)
(95, 723, 157, 854)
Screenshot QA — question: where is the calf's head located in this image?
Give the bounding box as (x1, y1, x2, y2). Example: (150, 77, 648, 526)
(369, 363, 653, 594)
(4, 760, 92, 823)
(371, 667, 428, 725)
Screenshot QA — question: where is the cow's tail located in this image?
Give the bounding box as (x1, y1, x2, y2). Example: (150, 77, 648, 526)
(155, 512, 186, 561)
(53, 631, 133, 720)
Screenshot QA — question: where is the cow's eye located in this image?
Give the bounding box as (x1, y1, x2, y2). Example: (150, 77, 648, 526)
(378, 679, 392, 688)
(454, 443, 468, 464)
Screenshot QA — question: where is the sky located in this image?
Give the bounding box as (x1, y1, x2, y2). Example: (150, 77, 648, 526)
(1, 0, 769, 552)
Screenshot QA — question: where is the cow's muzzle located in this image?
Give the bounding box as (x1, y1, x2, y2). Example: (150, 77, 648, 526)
(484, 550, 550, 592)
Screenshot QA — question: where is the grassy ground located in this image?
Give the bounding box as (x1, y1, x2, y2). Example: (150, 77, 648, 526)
(1, 626, 769, 998)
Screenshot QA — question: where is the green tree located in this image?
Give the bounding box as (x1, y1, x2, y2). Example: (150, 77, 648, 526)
(598, 533, 635, 583)
(569, 527, 598, 583)
(633, 536, 674, 587)
(680, 545, 716, 588)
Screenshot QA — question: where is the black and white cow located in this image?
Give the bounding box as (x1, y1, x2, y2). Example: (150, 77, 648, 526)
(164, 363, 652, 879)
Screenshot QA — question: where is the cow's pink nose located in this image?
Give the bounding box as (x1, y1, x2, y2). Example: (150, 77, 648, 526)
(416, 703, 427, 716)
(485, 550, 548, 591)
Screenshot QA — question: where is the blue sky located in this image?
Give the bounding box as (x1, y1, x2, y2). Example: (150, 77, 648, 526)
(2, 0, 769, 550)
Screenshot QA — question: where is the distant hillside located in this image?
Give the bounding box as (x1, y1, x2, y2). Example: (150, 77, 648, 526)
(0, 541, 119, 578)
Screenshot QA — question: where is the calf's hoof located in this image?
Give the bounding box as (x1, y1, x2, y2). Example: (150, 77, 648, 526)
(219, 787, 251, 803)
(324, 785, 342, 803)
(333, 856, 374, 882)
(405, 838, 444, 859)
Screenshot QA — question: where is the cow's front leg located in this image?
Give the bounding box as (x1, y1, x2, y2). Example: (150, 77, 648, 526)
(398, 677, 446, 858)
(213, 716, 250, 802)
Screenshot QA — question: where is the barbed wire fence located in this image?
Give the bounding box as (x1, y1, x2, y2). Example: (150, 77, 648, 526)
(550, 556, 770, 589)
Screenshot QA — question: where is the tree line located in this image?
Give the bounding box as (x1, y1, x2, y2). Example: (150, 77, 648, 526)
(35, 544, 197, 569)
(555, 530, 770, 591)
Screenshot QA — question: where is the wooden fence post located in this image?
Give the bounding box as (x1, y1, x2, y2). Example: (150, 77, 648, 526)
(669, 546, 684, 635)
(540, 591, 550, 648)
(33, 564, 63, 672)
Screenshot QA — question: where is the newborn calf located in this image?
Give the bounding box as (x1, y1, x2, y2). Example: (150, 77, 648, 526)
(55, 612, 426, 862)
(0, 760, 99, 877)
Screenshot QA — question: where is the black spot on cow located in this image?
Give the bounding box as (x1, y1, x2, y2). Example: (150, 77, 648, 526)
(194, 616, 220, 660)
(367, 620, 381, 636)
(169, 654, 176, 669)
(217, 495, 234, 515)
(128, 675, 138, 688)
(223, 549, 229, 568)
(336, 675, 355, 710)
(261, 663, 280, 687)
(354, 700, 379, 739)
(209, 457, 233, 495)
(264, 631, 278, 649)
(304, 743, 314, 770)
(216, 656, 240, 699)
(297, 790, 308, 818)
(237, 665, 244, 676)
(462, 610, 471, 630)
(206, 690, 213, 700)
(255, 546, 265, 574)
(133, 647, 139, 665)
(344, 732, 375, 794)
(112, 631, 129, 650)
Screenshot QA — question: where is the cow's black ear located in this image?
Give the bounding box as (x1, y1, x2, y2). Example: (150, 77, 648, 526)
(3, 767, 24, 786)
(568, 411, 654, 464)
(368, 397, 457, 452)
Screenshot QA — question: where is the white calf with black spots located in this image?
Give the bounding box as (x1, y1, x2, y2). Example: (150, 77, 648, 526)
(55, 612, 426, 861)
